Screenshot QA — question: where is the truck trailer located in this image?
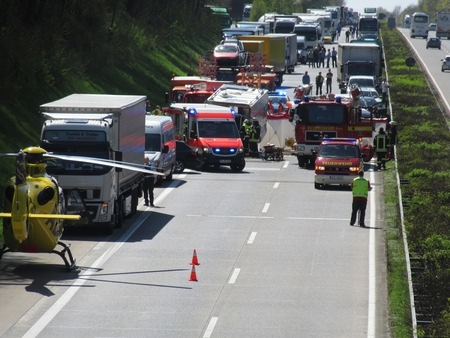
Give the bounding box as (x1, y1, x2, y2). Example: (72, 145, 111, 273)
(237, 34, 288, 86)
(39, 94, 147, 232)
(436, 12, 450, 39)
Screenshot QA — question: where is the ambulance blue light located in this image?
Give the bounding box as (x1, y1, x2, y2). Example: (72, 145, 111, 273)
(335, 96, 342, 103)
(188, 107, 197, 116)
(294, 99, 300, 104)
(304, 96, 310, 102)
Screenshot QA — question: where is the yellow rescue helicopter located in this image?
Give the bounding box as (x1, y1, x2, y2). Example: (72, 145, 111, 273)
(0, 146, 161, 270)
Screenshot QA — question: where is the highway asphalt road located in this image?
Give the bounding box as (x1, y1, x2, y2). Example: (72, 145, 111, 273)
(0, 27, 391, 338)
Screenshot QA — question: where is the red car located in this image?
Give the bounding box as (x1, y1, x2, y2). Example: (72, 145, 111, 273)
(213, 43, 246, 67)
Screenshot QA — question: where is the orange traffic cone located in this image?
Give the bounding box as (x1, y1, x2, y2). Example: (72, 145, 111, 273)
(190, 249, 200, 265)
(189, 265, 198, 282)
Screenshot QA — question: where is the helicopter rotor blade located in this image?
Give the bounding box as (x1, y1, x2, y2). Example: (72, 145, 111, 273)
(42, 153, 163, 176)
(0, 152, 21, 157)
(0, 212, 81, 220)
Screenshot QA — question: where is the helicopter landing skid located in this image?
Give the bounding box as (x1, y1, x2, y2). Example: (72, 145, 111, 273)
(52, 241, 79, 272)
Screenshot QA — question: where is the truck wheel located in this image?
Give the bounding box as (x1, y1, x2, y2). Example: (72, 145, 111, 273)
(175, 159, 185, 173)
(297, 155, 306, 167)
(131, 188, 139, 215)
(113, 198, 124, 229)
(230, 161, 245, 172)
(166, 170, 173, 181)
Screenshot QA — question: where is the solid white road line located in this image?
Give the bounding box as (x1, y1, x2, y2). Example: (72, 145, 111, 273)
(367, 170, 377, 338)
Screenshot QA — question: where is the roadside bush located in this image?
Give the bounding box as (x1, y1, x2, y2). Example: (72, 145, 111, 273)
(382, 22, 450, 334)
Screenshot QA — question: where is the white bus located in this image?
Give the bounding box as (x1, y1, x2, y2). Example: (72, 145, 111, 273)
(410, 12, 429, 38)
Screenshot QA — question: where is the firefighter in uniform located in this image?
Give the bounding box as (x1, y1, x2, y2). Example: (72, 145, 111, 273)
(240, 119, 251, 156)
(249, 118, 261, 158)
(374, 127, 388, 170)
(350, 171, 371, 227)
(387, 120, 398, 160)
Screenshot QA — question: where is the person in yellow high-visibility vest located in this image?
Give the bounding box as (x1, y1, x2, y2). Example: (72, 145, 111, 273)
(350, 171, 371, 227)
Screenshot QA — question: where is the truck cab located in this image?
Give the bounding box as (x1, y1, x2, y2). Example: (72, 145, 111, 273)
(314, 138, 364, 189)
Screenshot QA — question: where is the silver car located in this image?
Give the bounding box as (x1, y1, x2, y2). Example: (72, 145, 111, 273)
(442, 55, 450, 72)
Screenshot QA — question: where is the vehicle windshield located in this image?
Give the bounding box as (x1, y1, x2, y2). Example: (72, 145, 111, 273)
(45, 149, 111, 175)
(349, 78, 374, 85)
(42, 130, 111, 175)
(215, 45, 238, 53)
(319, 144, 359, 158)
(198, 121, 239, 138)
(145, 133, 162, 152)
(298, 104, 346, 124)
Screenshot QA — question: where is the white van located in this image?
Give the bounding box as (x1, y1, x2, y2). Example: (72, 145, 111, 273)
(145, 115, 176, 182)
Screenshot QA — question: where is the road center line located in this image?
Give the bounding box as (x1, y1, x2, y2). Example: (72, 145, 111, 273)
(273, 182, 280, 189)
(262, 203, 270, 213)
(203, 316, 218, 338)
(247, 232, 257, 244)
(228, 268, 241, 284)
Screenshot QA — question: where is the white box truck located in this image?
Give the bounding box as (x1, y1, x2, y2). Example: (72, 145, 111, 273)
(337, 42, 382, 93)
(436, 12, 450, 39)
(39, 94, 146, 232)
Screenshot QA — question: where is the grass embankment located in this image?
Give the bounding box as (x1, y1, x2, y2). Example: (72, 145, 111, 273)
(382, 22, 450, 337)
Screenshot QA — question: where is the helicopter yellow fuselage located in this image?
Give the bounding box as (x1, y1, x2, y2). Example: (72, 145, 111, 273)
(1, 173, 80, 253)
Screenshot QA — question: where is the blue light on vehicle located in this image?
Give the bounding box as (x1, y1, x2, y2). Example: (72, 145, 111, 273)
(335, 96, 342, 103)
(188, 107, 197, 116)
(230, 148, 236, 153)
(230, 106, 237, 115)
(304, 96, 310, 102)
(214, 148, 221, 153)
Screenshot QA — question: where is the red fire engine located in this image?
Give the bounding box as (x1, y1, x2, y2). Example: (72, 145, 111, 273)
(290, 95, 384, 167)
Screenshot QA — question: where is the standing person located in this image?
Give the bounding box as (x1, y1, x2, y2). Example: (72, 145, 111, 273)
(142, 157, 155, 207)
(374, 127, 388, 170)
(326, 69, 333, 94)
(249, 118, 261, 158)
(387, 120, 398, 160)
(240, 119, 251, 155)
(345, 29, 350, 42)
(313, 46, 320, 68)
(302, 71, 310, 85)
(350, 171, 371, 227)
(152, 105, 163, 116)
(307, 49, 314, 67)
(318, 47, 325, 68)
(381, 79, 389, 104)
(315, 72, 324, 95)
(325, 49, 331, 68)
(331, 47, 337, 68)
